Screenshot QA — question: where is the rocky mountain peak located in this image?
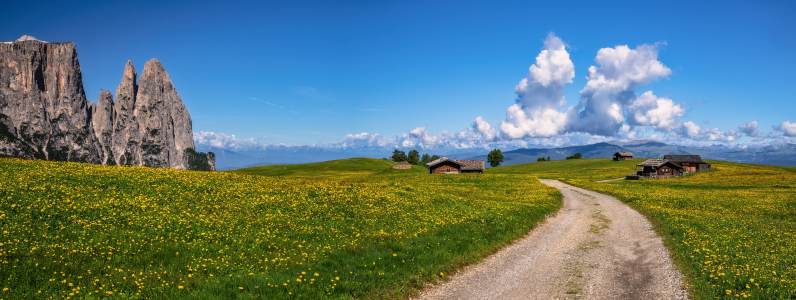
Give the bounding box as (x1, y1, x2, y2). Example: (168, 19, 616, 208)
(16, 35, 47, 42)
(0, 40, 213, 170)
(133, 58, 194, 169)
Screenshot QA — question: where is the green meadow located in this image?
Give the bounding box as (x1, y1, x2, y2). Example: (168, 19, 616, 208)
(2, 156, 795, 299)
(0, 158, 559, 299)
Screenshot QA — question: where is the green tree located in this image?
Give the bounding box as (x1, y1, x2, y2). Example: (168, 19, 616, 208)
(537, 157, 546, 162)
(430, 155, 440, 161)
(391, 149, 407, 162)
(566, 152, 583, 160)
(547, 156, 551, 161)
(407, 150, 420, 165)
(420, 153, 431, 164)
(487, 149, 505, 167)
(184, 148, 213, 171)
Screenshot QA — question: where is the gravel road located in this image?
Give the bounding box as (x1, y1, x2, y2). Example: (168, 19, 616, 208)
(415, 180, 688, 300)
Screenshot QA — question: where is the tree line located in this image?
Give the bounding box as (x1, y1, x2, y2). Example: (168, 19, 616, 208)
(537, 152, 582, 162)
(390, 149, 440, 165)
(390, 148, 506, 167)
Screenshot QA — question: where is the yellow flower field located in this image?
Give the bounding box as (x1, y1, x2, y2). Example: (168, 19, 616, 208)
(0, 158, 560, 299)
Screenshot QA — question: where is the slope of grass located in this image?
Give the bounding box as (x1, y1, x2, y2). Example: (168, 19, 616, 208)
(486, 157, 644, 180)
(0, 158, 560, 299)
(491, 158, 796, 299)
(228, 158, 395, 177)
(370, 164, 428, 176)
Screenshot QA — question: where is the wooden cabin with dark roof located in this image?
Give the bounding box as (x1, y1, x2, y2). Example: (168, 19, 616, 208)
(634, 159, 684, 178)
(425, 157, 484, 174)
(613, 151, 634, 161)
(663, 155, 711, 172)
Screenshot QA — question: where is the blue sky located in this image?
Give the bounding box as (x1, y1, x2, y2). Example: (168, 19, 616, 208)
(2, 0, 794, 152)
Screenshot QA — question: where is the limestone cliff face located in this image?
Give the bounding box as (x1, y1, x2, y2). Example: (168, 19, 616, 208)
(111, 61, 139, 166)
(122, 58, 195, 170)
(0, 38, 102, 162)
(0, 36, 213, 170)
(92, 90, 114, 165)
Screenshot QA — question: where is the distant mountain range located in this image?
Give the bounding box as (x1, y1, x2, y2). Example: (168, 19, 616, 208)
(467, 140, 796, 167)
(201, 139, 796, 171)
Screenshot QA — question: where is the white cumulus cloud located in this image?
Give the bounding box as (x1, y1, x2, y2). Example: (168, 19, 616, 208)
(626, 91, 685, 132)
(568, 43, 672, 136)
(499, 32, 573, 139)
(738, 120, 762, 137)
(472, 116, 498, 141)
(775, 121, 796, 137)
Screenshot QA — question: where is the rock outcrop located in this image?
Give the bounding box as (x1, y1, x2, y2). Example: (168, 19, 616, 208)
(0, 36, 102, 163)
(0, 36, 214, 170)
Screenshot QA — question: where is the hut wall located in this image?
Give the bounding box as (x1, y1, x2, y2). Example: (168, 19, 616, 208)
(431, 161, 461, 174)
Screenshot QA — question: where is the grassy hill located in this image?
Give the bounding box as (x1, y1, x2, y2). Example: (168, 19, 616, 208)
(229, 157, 400, 177)
(490, 158, 796, 299)
(485, 157, 644, 180)
(0, 157, 559, 299)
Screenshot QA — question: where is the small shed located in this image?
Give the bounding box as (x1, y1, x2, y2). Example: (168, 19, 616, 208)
(425, 157, 484, 174)
(634, 159, 683, 178)
(613, 151, 634, 161)
(663, 155, 711, 172)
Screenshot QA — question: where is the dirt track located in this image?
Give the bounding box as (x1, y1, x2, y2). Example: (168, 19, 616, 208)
(415, 180, 688, 300)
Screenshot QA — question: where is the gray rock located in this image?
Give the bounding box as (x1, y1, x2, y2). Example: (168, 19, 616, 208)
(0, 37, 202, 170)
(0, 39, 102, 163)
(93, 90, 115, 165)
(207, 152, 216, 171)
(131, 58, 194, 170)
(112, 61, 139, 166)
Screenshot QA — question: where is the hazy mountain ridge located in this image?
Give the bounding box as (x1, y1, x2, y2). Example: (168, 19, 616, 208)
(205, 140, 796, 170)
(466, 141, 796, 167)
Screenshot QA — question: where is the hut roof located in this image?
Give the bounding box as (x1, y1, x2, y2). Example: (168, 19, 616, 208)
(638, 159, 666, 167)
(663, 155, 705, 163)
(615, 151, 634, 157)
(425, 157, 460, 167)
(637, 159, 683, 169)
(455, 159, 485, 171)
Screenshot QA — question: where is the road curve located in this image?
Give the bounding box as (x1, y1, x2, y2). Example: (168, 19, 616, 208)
(415, 180, 688, 300)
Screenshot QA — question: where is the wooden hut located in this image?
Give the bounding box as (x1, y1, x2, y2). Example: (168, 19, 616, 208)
(425, 157, 484, 174)
(634, 159, 684, 178)
(456, 159, 485, 174)
(613, 151, 634, 161)
(663, 155, 711, 172)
